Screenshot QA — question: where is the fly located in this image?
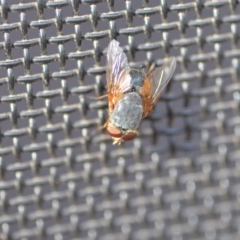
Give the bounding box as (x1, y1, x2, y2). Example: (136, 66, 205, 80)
(104, 40, 176, 145)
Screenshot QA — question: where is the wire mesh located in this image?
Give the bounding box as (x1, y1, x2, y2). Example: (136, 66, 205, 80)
(0, 0, 240, 239)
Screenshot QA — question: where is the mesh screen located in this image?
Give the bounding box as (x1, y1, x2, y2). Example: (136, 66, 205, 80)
(0, 0, 240, 239)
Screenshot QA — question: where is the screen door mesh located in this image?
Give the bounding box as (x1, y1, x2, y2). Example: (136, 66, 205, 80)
(0, 0, 240, 240)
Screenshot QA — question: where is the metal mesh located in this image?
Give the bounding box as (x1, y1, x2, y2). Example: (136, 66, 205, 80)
(0, 0, 240, 239)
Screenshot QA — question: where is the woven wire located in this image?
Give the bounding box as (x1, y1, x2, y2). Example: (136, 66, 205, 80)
(0, 0, 240, 239)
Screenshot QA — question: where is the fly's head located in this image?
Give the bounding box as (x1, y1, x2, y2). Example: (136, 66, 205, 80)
(106, 122, 137, 145)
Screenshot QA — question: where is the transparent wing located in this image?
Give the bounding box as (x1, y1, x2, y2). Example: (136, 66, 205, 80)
(106, 40, 131, 93)
(140, 57, 176, 117)
(150, 57, 176, 105)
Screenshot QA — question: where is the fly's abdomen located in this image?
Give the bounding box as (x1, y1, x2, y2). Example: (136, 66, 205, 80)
(129, 69, 145, 88)
(110, 92, 143, 130)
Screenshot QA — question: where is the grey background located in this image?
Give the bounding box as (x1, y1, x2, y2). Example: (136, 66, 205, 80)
(0, 0, 240, 239)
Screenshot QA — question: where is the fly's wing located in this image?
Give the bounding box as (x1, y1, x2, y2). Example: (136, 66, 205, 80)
(106, 40, 131, 111)
(140, 57, 176, 117)
(150, 57, 176, 105)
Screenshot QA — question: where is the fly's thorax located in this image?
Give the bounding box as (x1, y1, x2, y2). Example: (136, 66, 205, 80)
(110, 92, 143, 130)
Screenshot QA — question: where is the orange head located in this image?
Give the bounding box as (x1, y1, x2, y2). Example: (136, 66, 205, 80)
(106, 122, 137, 145)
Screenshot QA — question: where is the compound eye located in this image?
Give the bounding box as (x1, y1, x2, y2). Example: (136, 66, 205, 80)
(106, 126, 122, 138)
(122, 132, 137, 141)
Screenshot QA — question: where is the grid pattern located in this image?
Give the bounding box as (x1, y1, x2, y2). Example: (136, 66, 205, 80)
(0, 0, 240, 239)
